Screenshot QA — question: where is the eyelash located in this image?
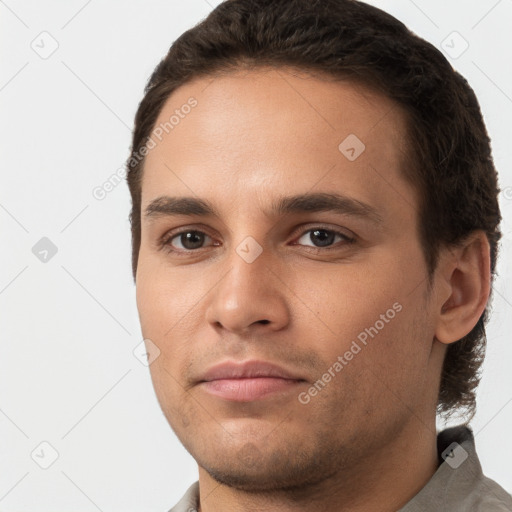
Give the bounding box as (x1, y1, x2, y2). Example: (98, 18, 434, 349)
(158, 225, 356, 256)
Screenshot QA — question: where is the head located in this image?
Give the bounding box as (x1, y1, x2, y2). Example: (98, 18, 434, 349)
(127, 0, 501, 492)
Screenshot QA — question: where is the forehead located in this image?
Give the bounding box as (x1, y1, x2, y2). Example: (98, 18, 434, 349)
(141, 66, 414, 220)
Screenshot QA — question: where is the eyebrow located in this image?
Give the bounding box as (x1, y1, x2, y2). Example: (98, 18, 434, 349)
(143, 192, 383, 224)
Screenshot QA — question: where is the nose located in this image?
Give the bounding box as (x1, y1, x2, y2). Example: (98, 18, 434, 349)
(204, 246, 290, 335)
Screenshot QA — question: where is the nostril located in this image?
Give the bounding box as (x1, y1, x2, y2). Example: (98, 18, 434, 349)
(258, 320, 270, 325)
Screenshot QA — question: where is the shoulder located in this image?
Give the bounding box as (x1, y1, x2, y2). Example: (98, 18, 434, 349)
(465, 473, 512, 511)
(400, 424, 512, 511)
(442, 425, 512, 510)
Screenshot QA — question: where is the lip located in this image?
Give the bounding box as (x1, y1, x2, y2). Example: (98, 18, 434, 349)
(197, 360, 306, 402)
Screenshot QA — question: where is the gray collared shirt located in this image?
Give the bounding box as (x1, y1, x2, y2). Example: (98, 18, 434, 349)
(169, 425, 512, 511)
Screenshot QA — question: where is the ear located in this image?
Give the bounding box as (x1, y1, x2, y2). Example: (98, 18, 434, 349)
(435, 231, 491, 345)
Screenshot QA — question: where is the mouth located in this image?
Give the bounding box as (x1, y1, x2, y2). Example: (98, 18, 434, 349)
(197, 360, 307, 402)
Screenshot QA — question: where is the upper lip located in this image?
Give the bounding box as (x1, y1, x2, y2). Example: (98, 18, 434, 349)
(198, 360, 305, 382)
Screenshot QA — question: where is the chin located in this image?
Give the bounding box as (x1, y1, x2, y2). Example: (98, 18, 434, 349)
(195, 441, 339, 492)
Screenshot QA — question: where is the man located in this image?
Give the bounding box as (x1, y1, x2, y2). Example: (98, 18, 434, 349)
(126, 0, 512, 510)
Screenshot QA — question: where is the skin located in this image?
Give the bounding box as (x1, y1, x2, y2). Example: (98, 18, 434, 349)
(135, 67, 490, 511)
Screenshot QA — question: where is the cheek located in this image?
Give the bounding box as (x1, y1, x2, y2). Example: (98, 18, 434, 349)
(292, 244, 430, 388)
(135, 260, 213, 387)
(135, 268, 184, 394)
(135, 268, 198, 419)
(289, 253, 414, 342)
(136, 254, 198, 337)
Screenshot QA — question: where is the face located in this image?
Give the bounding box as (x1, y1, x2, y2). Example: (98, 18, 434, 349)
(136, 67, 443, 491)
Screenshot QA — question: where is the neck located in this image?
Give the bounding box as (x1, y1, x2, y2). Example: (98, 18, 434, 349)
(196, 418, 439, 512)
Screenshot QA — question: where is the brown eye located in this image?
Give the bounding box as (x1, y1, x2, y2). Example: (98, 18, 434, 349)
(296, 228, 353, 248)
(166, 230, 213, 251)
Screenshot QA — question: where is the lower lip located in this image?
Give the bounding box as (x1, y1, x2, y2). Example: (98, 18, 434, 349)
(200, 377, 303, 401)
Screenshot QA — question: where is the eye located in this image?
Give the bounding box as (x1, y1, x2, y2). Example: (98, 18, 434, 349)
(294, 228, 354, 249)
(159, 226, 355, 255)
(163, 230, 215, 252)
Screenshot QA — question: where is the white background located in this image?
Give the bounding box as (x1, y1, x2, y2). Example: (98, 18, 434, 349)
(1, 1, 511, 510)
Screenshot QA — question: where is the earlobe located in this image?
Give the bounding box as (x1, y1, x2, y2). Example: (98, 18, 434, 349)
(435, 231, 491, 345)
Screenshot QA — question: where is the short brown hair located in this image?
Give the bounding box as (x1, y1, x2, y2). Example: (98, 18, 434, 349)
(126, 0, 502, 420)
